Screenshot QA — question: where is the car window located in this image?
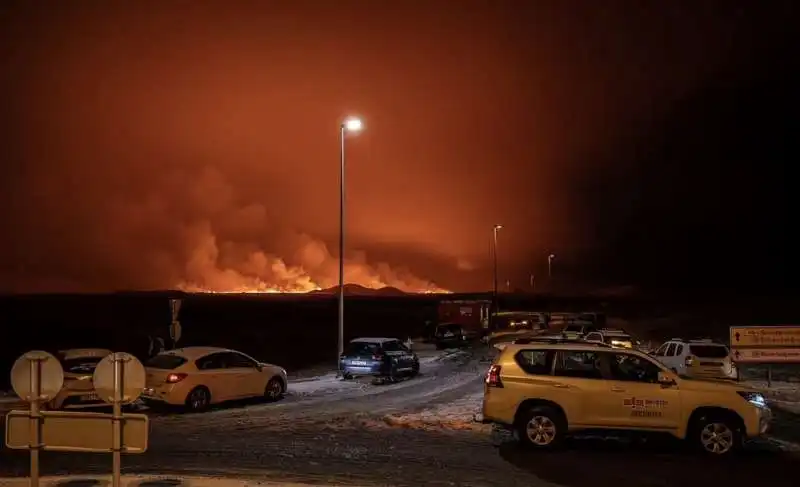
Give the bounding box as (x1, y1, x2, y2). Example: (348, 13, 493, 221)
(515, 350, 554, 375)
(608, 353, 662, 384)
(60, 356, 104, 374)
(345, 341, 380, 356)
(563, 325, 583, 333)
(675, 344, 684, 356)
(553, 350, 603, 379)
(226, 352, 257, 368)
(382, 341, 402, 352)
(147, 354, 188, 370)
(689, 345, 729, 358)
(195, 352, 226, 370)
(666, 343, 677, 357)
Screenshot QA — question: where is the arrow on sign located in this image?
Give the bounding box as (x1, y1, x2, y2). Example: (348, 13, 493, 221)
(735, 332, 740, 342)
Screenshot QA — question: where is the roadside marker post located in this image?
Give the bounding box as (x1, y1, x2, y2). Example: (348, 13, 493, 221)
(9, 351, 64, 487)
(6, 350, 149, 487)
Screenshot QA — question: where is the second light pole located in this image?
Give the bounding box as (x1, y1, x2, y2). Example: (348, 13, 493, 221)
(338, 117, 363, 360)
(492, 224, 503, 325)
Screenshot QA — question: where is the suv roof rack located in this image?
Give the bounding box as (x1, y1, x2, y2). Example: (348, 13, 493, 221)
(512, 336, 613, 347)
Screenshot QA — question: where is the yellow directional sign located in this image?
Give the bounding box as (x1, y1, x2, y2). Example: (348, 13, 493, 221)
(729, 326, 800, 348)
(732, 348, 800, 364)
(5, 410, 149, 453)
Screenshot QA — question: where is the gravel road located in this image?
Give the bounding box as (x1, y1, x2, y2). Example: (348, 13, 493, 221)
(1, 346, 799, 487)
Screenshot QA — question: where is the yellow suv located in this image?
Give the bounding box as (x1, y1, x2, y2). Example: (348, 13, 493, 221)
(479, 342, 771, 455)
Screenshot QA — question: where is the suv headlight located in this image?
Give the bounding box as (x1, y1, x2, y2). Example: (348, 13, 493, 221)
(737, 391, 767, 407)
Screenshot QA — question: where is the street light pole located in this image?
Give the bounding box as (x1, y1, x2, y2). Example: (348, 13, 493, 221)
(338, 117, 363, 362)
(492, 224, 502, 326)
(548, 253, 555, 279)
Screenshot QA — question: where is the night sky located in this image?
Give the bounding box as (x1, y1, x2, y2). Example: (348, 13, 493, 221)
(0, 1, 797, 294)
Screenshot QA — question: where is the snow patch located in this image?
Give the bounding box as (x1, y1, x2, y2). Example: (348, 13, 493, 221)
(0, 475, 349, 487)
(378, 391, 489, 432)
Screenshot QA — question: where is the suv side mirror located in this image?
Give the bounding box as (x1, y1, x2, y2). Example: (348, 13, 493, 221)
(657, 371, 676, 387)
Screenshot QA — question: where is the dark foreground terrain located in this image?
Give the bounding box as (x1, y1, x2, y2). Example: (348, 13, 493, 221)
(2, 345, 799, 487)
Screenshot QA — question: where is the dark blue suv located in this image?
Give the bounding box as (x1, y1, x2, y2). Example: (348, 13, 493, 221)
(339, 337, 419, 382)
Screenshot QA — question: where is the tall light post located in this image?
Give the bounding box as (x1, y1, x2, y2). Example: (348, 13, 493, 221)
(492, 224, 502, 327)
(338, 117, 363, 361)
(548, 253, 556, 279)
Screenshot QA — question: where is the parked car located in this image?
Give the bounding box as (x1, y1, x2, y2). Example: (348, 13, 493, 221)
(652, 338, 737, 379)
(434, 323, 469, 349)
(140, 346, 287, 412)
(583, 329, 638, 349)
(48, 348, 112, 409)
(339, 337, 419, 381)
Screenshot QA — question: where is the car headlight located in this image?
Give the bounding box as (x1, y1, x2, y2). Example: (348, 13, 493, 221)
(737, 391, 767, 407)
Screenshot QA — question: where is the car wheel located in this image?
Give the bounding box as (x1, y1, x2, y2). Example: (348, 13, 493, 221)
(185, 386, 211, 412)
(516, 406, 567, 450)
(264, 377, 285, 401)
(692, 415, 741, 456)
(341, 372, 353, 381)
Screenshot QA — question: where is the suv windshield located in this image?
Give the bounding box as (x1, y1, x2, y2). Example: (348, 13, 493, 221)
(437, 324, 462, 334)
(145, 354, 187, 370)
(689, 345, 729, 358)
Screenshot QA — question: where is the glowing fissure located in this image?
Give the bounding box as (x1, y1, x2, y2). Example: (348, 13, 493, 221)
(176, 222, 450, 295)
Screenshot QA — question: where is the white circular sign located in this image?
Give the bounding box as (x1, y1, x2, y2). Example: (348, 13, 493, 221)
(93, 352, 146, 404)
(10, 350, 64, 402)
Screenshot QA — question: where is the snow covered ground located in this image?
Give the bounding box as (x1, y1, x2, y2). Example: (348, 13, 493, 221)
(0, 476, 350, 487)
(288, 348, 470, 398)
(379, 390, 487, 432)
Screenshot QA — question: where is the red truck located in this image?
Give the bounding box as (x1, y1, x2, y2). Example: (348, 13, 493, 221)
(437, 299, 491, 338)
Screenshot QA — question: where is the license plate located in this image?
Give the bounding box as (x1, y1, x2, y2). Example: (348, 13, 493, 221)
(351, 361, 368, 366)
(86, 393, 98, 401)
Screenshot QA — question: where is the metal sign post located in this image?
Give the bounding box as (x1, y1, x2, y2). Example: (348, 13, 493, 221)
(9, 351, 65, 487)
(169, 298, 183, 348)
(27, 358, 41, 487)
(6, 350, 148, 487)
(112, 355, 123, 487)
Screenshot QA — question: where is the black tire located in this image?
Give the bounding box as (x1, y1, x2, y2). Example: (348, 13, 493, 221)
(185, 386, 211, 412)
(690, 413, 742, 456)
(264, 377, 285, 401)
(341, 372, 353, 381)
(435, 343, 444, 350)
(516, 406, 567, 450)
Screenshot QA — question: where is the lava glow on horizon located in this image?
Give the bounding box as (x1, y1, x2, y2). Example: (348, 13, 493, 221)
(178, 282, 451, 295)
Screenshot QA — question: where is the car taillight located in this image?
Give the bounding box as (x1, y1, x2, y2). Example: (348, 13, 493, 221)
(166, 373, 188, 384)
(486, 364, 503, 388)
(372, 354, 384, 361)
(685, 355, 695, 367)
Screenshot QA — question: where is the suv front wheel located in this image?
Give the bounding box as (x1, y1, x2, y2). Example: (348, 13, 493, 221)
(691, 415, 741, 456)
(517, 406, 567, 449)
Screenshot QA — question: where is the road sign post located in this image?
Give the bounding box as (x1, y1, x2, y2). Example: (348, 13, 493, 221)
(730, 325, 800, 387)
(169, 298, 182, 348)
(93, 352, 146, 487)
(9, 351, 64, 487)
(6, 350, 148, 487)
